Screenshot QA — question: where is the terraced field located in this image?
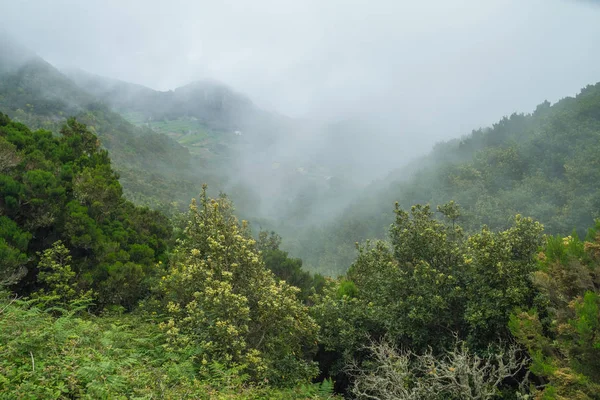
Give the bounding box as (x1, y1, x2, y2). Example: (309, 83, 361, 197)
(121, 112, 238, 157)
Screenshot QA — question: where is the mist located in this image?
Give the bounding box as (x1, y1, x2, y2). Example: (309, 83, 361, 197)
(2, 0, 600, 241)
(3, 1, 599, 121)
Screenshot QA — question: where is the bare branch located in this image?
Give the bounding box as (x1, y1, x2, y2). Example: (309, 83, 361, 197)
(348, 339, 530, 400)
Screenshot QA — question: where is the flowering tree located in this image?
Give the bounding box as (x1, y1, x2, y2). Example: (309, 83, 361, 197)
(160, 187, 318, 385)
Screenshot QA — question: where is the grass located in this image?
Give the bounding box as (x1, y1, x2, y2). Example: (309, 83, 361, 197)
(120, 112, 235, 150)
(0, 293, 337, 399)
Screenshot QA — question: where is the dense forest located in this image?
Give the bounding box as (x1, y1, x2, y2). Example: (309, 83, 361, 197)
(3, 106, 600, 398)
(2, 31, 600, 399)
(290, 83, 600, 275)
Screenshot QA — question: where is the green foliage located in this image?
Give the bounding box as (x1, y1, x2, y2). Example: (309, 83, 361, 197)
(159, 188, 319, 386)
(34, 241, 95, 308)
(0, 53, 213, 212)
(5, 49, 600, 397)
(313, 202, 543, 390)
(0, 114, 332, 395)
(0, 113, 171, 308)
(0, 215, 30, 286)
(300, 83, 600, 276)
(463, 214, 543, 346)
(258, 230, 326, 303)
(336, 280, 358, 299)
(510, 228, 600, 399)
(0, 293, 336, 399)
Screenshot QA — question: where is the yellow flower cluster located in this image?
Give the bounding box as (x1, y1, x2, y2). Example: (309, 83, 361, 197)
(158, 189, 318, 383)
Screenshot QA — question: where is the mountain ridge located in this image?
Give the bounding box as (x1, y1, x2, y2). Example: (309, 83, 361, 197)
(285, 82, 600, 274)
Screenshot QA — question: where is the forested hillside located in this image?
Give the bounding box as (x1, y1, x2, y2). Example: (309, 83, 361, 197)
(3, 22, 600, 398)
(0, 38, 360, 230)
(0, 39, 218, 210)
(0, 113, 334, 398)
(292, 83, 600, 275)
(66, 68, 276, 134)
(0, 114, 171, 306)
(64, 68, 364, 228)
(3, 112, 600, 398)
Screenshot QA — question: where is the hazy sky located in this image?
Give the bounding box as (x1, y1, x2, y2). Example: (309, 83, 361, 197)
(2, 0, 600, 146)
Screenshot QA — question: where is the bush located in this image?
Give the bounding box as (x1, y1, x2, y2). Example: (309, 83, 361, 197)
(349, 339, 530, 400)
(159, 187, 319, 386)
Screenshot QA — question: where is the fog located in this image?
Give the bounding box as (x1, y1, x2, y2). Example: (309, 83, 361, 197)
(2, 0, 600, 230)
(3, 0, 599, 133)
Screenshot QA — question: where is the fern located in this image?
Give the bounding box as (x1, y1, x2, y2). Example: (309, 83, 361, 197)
(318, 378, 335, 396)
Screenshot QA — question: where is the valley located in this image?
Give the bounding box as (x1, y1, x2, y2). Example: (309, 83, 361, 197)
(2, 3, 600, 396)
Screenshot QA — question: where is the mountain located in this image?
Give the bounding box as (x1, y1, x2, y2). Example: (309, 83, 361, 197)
(7, 32, 600, 279)
(65, 68, 291, 154)
(0, 37, 357, 229)
(0, 40, 92, 119)
(64, 68, 366, 225)
(0, 37, 211, 209)
(290, 83, 600, 275)
(66, 70, 255, 129)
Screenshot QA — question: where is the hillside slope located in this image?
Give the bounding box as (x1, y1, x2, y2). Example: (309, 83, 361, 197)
(65, 68, 366, 226)
(65, 68, 289, 157)
(293, 83, 600, 275)
(0, 38, 213, 208)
